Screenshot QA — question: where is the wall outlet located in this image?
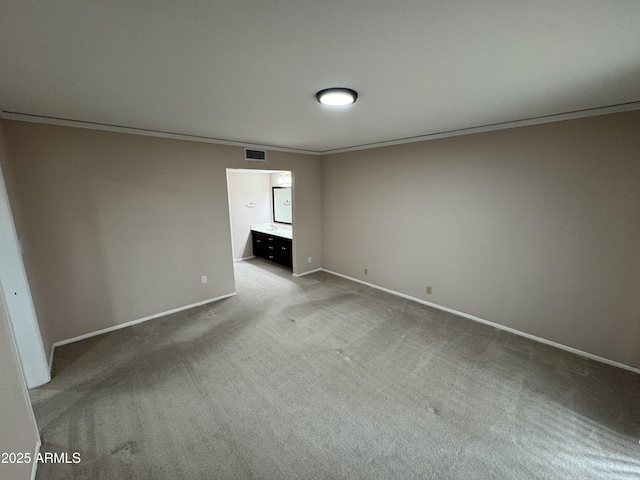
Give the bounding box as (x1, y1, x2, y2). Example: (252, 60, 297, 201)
(364, 268, 368, 275)
(201, 275, 207, 284)
(426, 286, 432, 295)
(308, 256, 312, 264)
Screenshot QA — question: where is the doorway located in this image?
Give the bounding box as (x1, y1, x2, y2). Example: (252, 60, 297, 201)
(226, 169, 294, 272)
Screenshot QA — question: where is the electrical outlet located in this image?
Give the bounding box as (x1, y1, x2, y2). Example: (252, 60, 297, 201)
(426, 286, 432, 295)
(364, 268, 368, 275)
(308, 256, 312, 264)
(201, 275, 207, 284)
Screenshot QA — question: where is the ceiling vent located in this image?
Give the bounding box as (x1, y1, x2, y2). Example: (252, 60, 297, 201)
(244, 148, 267, 162)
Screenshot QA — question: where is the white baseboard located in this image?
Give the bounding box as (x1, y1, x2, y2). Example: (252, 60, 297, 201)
(293, 268, 322, 277)
(320, 269, 640, 375)
(234, 256, 255, 262)
(51, 293, 236, 350)
(30, 439, 41, 480)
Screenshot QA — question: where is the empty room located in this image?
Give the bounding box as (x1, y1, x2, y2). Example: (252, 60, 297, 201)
(1, 1, 639, 479)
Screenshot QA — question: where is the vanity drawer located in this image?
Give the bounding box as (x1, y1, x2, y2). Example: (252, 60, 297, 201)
(251, 231, 292, 269)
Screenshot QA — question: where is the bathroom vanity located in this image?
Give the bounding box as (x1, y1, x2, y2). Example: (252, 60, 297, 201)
(251, 223, 292, 268)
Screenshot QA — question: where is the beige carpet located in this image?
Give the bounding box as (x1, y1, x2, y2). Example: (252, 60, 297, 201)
(30, 258, 640, 479)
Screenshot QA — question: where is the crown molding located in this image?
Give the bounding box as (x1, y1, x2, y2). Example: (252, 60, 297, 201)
(0, 111, 321, 156)
(3, 101, 639, 156)
(320, 101, 640, 155)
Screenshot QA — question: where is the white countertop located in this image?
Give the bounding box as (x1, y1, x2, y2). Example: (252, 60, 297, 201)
(251, 223, 293, 239)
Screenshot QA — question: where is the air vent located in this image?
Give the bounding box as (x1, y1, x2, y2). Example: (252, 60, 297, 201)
(244, 148, 267, 162)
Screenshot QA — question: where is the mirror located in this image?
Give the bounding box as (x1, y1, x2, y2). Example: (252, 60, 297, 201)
(273, 187, 292, 224)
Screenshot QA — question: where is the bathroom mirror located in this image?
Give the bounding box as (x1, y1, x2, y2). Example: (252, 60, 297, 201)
(273, 187, 292, 224)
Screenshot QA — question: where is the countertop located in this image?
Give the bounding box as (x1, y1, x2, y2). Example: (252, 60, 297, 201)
(250, 223, 293, 239)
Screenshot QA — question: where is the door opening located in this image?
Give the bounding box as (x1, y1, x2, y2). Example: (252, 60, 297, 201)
(226, 169, 294, 275)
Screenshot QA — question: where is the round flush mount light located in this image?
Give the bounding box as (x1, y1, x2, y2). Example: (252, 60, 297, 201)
(316, 87, 358, 106)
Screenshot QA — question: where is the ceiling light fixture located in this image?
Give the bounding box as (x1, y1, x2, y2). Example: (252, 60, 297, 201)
(316, 88, 358, 106)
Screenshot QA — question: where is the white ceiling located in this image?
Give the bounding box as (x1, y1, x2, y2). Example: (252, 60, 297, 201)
(1, 1, 639, 153)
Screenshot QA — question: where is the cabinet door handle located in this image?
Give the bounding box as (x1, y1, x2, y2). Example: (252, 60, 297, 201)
(268, 237, 274, 241)
(268, 255, 274, 259)
(256, 240, 261, 243)
(269, 246, 274, 250)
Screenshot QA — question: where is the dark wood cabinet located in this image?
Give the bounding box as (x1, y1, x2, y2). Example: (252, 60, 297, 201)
(252, 231, 268, 258)
(252, 231, 292, 269)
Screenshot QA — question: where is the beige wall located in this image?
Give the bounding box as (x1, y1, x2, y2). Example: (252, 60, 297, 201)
(290, 156, 322, 272)
(9, 111, 637, 372)
(0, 123, 52, 359)
(2, 121, 321, 347)
(322, 110, 640, 369)
(0, 287, 40, 480)
(227, 172, 271, 259)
